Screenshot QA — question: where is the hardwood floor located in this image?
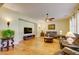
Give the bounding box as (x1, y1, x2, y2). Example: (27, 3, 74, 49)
(0, 37, 61, 55)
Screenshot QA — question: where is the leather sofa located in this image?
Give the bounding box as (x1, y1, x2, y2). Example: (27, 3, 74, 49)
(59, 33, 79, 55)
(45, 30, 58, 38)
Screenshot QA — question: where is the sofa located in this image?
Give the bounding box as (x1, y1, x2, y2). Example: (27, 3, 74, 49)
(45, 30, 58, 38)
(59, 33, 79, 55)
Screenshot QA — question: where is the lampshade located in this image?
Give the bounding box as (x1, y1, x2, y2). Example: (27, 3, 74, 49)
(66, 32, 76, 38)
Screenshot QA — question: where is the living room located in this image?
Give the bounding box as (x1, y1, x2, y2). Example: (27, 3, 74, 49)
(0, 3, 79, 55)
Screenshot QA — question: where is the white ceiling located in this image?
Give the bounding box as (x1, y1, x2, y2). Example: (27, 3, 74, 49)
(2, 3, 78, 20)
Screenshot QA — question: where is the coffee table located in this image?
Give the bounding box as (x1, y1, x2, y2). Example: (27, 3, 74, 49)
(44, 37, 53, 43)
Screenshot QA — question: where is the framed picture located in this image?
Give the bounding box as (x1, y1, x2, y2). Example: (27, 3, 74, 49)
(48, 24, 55, 30)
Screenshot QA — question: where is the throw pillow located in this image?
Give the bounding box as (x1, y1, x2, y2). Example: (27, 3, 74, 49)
(67, 38, 75, 44)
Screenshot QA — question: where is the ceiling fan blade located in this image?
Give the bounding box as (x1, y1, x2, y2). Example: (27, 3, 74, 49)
(48, 18, 55, 21)
(49, 18, 55, 19)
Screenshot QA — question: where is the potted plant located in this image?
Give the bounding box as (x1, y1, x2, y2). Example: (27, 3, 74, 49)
(1, 29, 15, 39)
(0, 29, 15, 51)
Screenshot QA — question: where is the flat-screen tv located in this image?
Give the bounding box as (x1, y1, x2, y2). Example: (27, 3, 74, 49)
(24, 27, 32, 34)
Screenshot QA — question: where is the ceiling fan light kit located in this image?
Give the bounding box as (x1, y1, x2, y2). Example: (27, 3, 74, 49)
(45, 13, 55, 22)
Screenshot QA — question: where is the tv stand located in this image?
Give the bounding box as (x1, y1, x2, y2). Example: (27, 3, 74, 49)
(23, 34, 35, 40)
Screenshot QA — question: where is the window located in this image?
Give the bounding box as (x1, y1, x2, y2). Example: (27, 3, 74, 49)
(70, 15, 76, 33)
(77, 10, 79, 33)
(70, 10, 79, 34)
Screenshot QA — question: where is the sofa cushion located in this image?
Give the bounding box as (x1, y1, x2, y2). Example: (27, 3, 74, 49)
(67, 38, 75, 44)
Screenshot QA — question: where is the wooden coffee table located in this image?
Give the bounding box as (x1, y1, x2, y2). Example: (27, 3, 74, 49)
(44, 37, 53, 43)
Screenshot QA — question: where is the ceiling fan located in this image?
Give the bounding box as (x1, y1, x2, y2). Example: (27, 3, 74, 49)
(45, 13, 55, 22)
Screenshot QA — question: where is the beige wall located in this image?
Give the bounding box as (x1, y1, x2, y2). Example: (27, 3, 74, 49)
(55, 19, 69, 35)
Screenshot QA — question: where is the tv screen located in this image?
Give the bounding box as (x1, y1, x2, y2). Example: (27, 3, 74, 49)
(24, 27, 32, 34)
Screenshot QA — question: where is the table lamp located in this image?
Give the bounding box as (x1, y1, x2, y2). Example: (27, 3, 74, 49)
(60, 30, 62, 35)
